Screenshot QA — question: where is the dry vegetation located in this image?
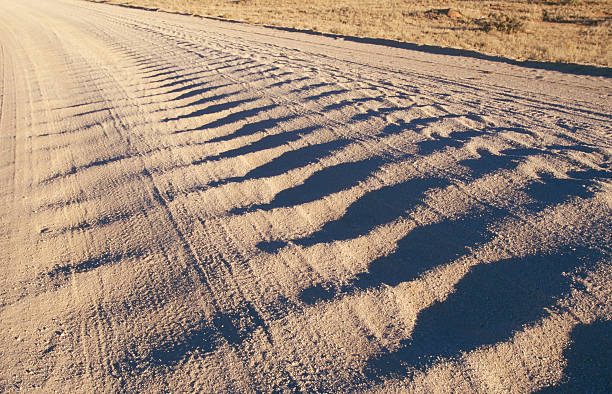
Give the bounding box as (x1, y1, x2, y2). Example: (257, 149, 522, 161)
(89, 0, 611, 67)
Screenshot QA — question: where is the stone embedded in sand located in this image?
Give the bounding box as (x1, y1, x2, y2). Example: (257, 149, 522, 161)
(447, 9, 463, 19)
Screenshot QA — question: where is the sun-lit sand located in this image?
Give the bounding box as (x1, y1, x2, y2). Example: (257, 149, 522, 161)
(0, 0, 610, 391)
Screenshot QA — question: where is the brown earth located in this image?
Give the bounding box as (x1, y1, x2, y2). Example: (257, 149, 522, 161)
(0, 0, 611, 392)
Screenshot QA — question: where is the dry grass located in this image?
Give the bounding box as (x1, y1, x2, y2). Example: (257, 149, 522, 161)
(89, 0, 611, 66)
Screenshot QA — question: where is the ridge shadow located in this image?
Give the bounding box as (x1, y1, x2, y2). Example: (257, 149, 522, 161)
(193, 125, 320, 166)
(257, 176, 450, 253)
(299, 208, 503, 305)
(231, 157, 385, 216)
(365, 247, 604, 380)
(176, 103, 277, 133)
(163, 97, 257, 122)
(208, 139, 352, 189)
(205, 114, 299, 143)
(537, 319, 612, 393)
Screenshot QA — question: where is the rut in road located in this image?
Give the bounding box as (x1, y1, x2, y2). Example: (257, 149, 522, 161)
(0, 0, 610, 392)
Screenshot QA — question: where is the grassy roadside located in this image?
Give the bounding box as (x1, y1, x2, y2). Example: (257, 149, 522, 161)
(88, 0, 611, 67)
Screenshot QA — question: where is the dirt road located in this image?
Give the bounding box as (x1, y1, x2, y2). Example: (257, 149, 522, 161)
(0, 0, 610, 391)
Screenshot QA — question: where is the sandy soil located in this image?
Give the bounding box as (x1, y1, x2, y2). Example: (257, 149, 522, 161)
(0, 0, 611, 392)
(88, 0, 612, 67)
